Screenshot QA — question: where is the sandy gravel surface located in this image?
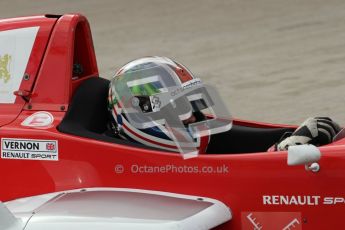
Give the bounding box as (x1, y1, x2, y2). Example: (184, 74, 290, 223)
(1, 0, 345, 125)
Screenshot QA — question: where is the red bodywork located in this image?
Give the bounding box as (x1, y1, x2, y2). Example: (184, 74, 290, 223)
(0, 14, 345, 229)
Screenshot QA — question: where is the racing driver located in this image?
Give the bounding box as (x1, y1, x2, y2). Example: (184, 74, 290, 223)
(108, 56, 341, 153)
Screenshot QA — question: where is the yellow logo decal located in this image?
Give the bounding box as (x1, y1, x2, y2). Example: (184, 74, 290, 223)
(0, 54, 12, 83)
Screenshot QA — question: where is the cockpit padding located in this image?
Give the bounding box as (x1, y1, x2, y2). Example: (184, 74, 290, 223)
(59, 77, 295, 154)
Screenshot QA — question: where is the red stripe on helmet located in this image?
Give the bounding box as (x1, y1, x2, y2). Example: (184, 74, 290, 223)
(174, 63, 194, 83)
(122, 123, 178, 149)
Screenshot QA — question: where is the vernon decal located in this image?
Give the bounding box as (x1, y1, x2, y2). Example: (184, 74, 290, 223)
(1, 138, 58, 161)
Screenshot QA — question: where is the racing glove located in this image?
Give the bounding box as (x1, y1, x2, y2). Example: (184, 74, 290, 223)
(277, 117, 341, 151)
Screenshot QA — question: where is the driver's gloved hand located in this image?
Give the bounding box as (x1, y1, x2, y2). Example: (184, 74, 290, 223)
(277, 117, 341, 151)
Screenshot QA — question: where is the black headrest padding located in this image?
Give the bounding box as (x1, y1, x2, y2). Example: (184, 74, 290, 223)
(58, 77, 152, 148)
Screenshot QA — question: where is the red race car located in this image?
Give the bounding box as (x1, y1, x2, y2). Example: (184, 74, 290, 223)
(0, 14, 344, 230)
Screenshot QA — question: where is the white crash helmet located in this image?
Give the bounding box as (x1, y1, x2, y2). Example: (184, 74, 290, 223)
(108, 56, 230, 155)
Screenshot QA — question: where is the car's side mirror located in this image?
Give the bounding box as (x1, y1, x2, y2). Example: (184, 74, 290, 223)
(287, 144, 321, 172)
